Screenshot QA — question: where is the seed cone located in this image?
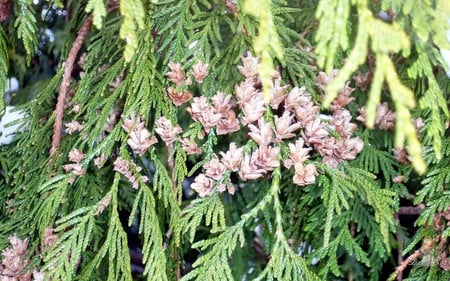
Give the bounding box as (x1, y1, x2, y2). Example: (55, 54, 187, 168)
(0, 0, 11, 22)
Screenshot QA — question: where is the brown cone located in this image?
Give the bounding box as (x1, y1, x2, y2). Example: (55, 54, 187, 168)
(0, 0, 11, 22)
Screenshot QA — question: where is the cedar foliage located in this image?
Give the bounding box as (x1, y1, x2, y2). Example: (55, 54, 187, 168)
(0, 0, 449, 280)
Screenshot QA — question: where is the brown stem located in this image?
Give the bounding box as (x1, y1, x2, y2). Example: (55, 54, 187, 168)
(398, 204, 425, 215)
(166, 143, 181, 280)
(391, 249, 421, 280)
(50, 15, 93, 156)
(349, 223, 355, 281)
(389, 239, 434, 281)
(394, 213, 403, 281)
(167, 143, 177, 194)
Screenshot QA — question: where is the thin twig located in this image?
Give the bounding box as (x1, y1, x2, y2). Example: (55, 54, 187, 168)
(391, 249, 422, 280)
(389, 239, 434, 281)
(50, 15, 93, 156)
(167, 143, 181, 279)
(394, 213, 403, 281)
(398, 204, 425, 215)
(392, 204, 426, 280)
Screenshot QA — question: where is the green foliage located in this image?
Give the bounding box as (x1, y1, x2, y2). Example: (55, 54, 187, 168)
(353, 145, 399, 188)
(254, 170, 320, 281)
(153, 0, 195, 64)
(44, 199, 103, 279)
(130, 185, 168, 280)
(244, 0, 284, 102)
(86, 0, 107, 29)
(119, 0, 145, 61)
(400, 0, 450, 161)
(83, 183, 133, 281)
(13, 0, 38, 63)
(315, 0, 351, 73)
(0, 0, 450, 280)
(313, 165, 396, 278)
(181, 193, 226, 242)
(183, 169, 316, 281)
(316, 0, 431, 174)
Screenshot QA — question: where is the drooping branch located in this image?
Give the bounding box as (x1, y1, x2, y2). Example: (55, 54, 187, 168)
(50, 15, 93, 156)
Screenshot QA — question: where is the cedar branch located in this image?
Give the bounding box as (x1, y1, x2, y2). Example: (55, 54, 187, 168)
(50, 15, 93, 156)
